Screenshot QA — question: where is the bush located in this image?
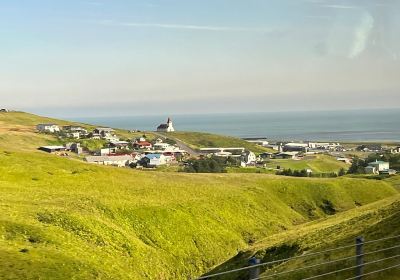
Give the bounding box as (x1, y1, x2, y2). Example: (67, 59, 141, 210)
(183, 157, 226, 173)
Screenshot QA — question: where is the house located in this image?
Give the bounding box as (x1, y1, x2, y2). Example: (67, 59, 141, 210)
(357, 144, 382, 152)
(365, 160, 390, 174)
(163, 152, 176, 162)
(63, 126, 88, 139)
(93, 127, 115, 138)
(133, 140, 152, 150)
(391, 147, 400, 154)
(109, 140, 130, 150)
(157, 117, 175, 132)
(100, 147, 117, 156)
(241, 151, 257, 165)
(37, 124, 60, 133)
(0, 108, 8, 112)
(38, 146, 66, 153)
(283, 143, 309, 152)
(65, 143, 83, 154)
(274, 152, 299, 159)
(153, 142, 170, 150)
(85, 155, 133, 167)
(142, 154, 167, 167)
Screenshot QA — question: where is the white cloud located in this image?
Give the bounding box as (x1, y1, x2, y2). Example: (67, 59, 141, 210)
(92, 20, 274, 33)
(349, 12, 374, 58)
(322, 4, 358, 9)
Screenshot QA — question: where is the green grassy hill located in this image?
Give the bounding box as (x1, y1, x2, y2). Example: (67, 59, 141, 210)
(207, 194, 400, 279)
(0, 112, 399, 279)
(168, 131, 276, 154)
(265, 154, 349, 173)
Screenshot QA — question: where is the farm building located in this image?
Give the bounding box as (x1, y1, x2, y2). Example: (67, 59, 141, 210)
(37, 124, 60, 133)
(38, 146, 66, 153)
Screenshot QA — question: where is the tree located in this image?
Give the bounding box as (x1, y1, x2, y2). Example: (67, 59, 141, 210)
(338, 168, 346, 177)
(347, 157, 366, 174)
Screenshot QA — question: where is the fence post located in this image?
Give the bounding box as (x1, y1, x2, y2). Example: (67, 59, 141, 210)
(248, 257, 260, 280)
(355, 236, 364, 280)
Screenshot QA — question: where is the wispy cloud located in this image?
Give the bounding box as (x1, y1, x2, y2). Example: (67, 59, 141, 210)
(322, 4, 358, 9)
(92, 20, 274, 33)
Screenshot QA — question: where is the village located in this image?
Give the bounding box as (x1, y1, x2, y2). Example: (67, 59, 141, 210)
(35, 117, 399, 176)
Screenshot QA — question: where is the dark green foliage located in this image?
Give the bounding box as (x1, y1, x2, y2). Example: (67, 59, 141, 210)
(338, 168, 346, 177)
(347, 157, 367, 174)
(184, 157, 226, 173)
(277, 168, 310, 177)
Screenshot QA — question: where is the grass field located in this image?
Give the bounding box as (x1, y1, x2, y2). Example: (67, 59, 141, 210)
(168, 131, 276, 154)
(1, 112, 400, 279)
(265, 154, 349, 173)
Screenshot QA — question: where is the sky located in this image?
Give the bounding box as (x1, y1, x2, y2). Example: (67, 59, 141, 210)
(1, 0, 399, 117)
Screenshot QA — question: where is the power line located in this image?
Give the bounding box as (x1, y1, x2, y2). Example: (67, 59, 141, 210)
(193, 235, 400, 280)
(300, 254, 400, 280)
(343, 263, 400, 280)
(194, 243, 356, 279)
(251, 244, 400, 280)
(363, 234, 400, 245)
(252, 254, 359, 280)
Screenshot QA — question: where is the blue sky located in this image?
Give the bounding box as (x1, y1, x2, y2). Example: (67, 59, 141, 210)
(1, 0, 399, 117)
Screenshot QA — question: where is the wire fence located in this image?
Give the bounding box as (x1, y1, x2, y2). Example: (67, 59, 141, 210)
(194, 235, 400, 280)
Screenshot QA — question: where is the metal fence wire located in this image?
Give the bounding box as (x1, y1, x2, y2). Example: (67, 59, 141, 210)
(194, 235, 400, 280)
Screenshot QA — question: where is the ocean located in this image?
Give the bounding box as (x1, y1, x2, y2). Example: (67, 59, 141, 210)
(71, 109, 400, 142)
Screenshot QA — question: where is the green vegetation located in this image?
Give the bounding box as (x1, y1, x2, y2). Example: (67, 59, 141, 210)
(0, 148, 397, 279)
(1, 112, 400, 279)
(207, 194, 400, 279)
(265, 154, 348, 173)
(183, 157, 227, 173)
(169, 131, 275, 153)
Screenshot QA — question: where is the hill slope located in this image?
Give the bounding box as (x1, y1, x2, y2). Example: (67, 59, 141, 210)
(168, 131, 276, 153)
(0, 112, 399, 279)
(0, 148, 397, 279)
(207, 194, 400, 279)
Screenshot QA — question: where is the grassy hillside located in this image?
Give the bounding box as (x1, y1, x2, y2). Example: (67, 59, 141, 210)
(0, 148, 397, 279)
(265, 154, 349, 173)
(207, 194, 400, 279)
(0, 111, 399, 279)
(168, 131, 275, 154)
(0, 112, 154, 148)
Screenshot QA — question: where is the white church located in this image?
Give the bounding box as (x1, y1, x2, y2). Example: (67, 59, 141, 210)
(157, 117, 175, 132)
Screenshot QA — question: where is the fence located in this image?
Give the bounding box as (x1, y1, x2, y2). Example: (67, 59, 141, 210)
(194, 235, 400, 280)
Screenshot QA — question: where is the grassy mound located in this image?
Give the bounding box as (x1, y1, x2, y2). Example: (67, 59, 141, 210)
(169, 131, 275, 153)
(265, 154, 348, 173)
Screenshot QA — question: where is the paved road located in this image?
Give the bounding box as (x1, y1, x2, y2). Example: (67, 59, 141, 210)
(153, 132, 201, 157)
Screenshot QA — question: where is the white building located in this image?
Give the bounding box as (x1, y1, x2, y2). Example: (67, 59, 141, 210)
(157, 118, 175, 132)
(144, 154, 167, 166)
(246, 139, 269, 147)
(241, 151, 257, 165)
(365, 160, 390, 174)
(37, 124, 60, 133)
(153, 142, 171, 150)
(85, 155, 133, 167)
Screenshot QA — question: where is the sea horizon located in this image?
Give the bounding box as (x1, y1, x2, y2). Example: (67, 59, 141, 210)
(70, 108, 400, 142)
